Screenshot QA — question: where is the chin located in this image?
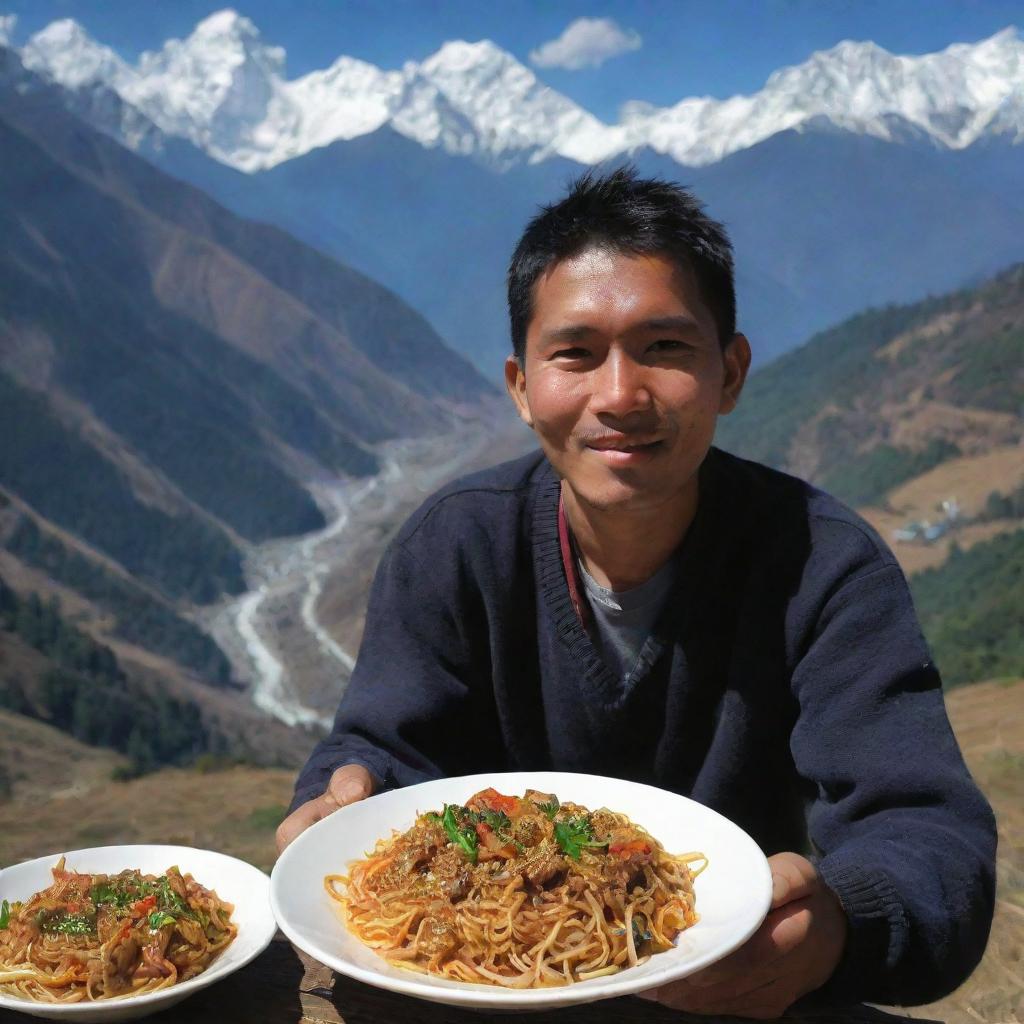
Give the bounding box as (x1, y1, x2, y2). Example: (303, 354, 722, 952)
(570, 478, 669, 514)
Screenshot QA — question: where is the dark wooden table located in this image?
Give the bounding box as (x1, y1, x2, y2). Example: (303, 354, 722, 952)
(0, 934, 939, 1023)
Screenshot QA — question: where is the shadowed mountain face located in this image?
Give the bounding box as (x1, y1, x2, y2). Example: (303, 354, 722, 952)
(164, 123, 1024, 375)
(0, 46, 493, 613)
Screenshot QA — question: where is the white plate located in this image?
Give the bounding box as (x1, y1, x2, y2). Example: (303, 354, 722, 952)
(271, 771, 772, 1010)
(0, 845, 277, 1022)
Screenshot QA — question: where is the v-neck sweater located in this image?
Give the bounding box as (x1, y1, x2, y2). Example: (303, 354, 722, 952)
(291, 447, 995, 1006)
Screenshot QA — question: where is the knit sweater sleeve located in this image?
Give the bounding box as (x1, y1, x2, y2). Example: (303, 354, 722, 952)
(789, 560, 996, 1006)
(288, 531, 485, 813)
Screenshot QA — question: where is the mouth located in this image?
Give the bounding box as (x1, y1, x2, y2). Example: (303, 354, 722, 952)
(583, 438, 665, 463)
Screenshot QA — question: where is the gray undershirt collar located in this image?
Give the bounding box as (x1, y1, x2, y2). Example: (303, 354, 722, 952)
(577, 556, 677, 684)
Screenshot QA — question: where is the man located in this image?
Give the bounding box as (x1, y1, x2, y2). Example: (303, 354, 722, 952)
(278, 168, 995, 1015)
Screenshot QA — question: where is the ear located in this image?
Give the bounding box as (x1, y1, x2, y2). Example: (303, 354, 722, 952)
(718, 333, 751, 416)
(504, 355, 534, 428)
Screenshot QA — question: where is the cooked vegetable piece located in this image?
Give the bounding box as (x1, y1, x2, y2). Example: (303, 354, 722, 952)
(441, 804, 479, 863)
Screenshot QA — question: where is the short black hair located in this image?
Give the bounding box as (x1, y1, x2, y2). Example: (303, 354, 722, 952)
(507, 165, 736, 361)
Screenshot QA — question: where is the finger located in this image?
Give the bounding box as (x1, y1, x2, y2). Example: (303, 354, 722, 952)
(768, 851, 819, 908)
(327, 763, 374, 806)
(275, 794, 334, 852)
(686, 899, 812, 988)
(651, 972, 796, 1017)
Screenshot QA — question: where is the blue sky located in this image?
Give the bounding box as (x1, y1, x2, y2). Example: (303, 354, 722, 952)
(2, 0, 1021, 121)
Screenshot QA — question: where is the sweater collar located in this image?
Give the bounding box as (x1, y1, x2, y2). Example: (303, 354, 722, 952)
(532, 450, 723, 709)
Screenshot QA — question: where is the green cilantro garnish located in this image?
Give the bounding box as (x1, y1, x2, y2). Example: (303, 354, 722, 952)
(554, 816, 607, 860)
(479, 809, 514, 840)
(153, 875, 188, 915)
(479, 809, 508, 830)
(441, 804, 478, 863)
(38, 910, 96, 935)
(537, 796, 560, 819)
(90, 873, 192, 920)
(148, 910, 176, 930)
(0, 900, 9, 929)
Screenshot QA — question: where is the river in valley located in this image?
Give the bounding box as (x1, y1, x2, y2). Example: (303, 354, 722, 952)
(198, 420, 525, 732)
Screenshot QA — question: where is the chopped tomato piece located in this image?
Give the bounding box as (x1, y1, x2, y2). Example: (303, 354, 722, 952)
(608, 839, 652, 858)
(474, 822, 517, 859)
(131, 895, 157, 916)
(467, 787, 518, 815)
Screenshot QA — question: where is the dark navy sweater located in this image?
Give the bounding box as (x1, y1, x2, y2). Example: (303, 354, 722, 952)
(292, 448, 996, 1005)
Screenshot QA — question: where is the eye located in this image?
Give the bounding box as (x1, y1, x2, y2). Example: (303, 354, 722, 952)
(550, 346, 591, 361)
(648, 339, 688, 353)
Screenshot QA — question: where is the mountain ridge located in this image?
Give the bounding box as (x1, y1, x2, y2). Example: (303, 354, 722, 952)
(14, 10, 1024, 172)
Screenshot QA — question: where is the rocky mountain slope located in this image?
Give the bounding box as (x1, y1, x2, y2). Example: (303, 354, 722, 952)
(0, 44, 490, 600)
(0, 46, 494, 766)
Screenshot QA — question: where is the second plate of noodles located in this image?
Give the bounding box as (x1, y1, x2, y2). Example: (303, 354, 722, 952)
(272, 772, 773, 1010)
(0, 858, 237, 1004)
(0, 845, 277, 1023)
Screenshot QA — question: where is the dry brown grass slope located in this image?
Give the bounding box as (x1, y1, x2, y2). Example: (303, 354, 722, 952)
(0, 709, 295, 874)
(860, 445, 1024, 577)
(903, 678, 1024, 1024)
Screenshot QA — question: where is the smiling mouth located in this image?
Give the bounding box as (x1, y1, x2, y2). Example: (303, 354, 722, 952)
(585, 439, 664, 457)
(585, 438, 663, 462)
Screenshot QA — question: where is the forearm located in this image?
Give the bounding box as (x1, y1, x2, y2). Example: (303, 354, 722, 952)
(792, 565, 996, 1004)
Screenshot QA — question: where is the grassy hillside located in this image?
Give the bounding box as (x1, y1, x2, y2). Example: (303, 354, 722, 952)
(911, 529, 1024, 688)
(0, 709, 294, 872)
(0, 372, 245, 604)
(0, 576, 230, 774)
(718, 263, 1024, 506)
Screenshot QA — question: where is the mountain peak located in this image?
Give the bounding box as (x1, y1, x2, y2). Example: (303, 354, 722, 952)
(424, 38, 515, 70)
(193, 8, 254, 37)
(23, 18, 130, 89)
(147, 7, 284, 76)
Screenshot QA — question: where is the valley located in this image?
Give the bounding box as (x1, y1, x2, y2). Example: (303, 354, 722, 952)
(200, 406, 531, 729)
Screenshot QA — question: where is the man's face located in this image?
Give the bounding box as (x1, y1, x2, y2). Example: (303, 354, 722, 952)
(505, 247, 749, 515)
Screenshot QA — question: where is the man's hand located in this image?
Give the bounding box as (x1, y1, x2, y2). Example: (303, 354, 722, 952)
(638, 851, 847, 1019)
(275, 764, 374, 853)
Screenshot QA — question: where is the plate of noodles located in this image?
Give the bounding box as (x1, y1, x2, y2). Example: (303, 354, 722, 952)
(0, 845, 276, 1022)
(271, 771, 773, 1009)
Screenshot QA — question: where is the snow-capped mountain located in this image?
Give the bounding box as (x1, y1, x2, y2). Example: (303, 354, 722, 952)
(17, 9, 1022, 173)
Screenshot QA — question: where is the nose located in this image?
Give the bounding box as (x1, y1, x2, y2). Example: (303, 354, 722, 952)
(588, 349, 652, 420)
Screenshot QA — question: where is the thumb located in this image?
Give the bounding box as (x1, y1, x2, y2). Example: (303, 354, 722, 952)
(768, 851, 820, 909)
(326, 763, 374, 808)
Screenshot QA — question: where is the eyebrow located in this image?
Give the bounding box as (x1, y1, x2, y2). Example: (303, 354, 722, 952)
(541, 315, 701, 344)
